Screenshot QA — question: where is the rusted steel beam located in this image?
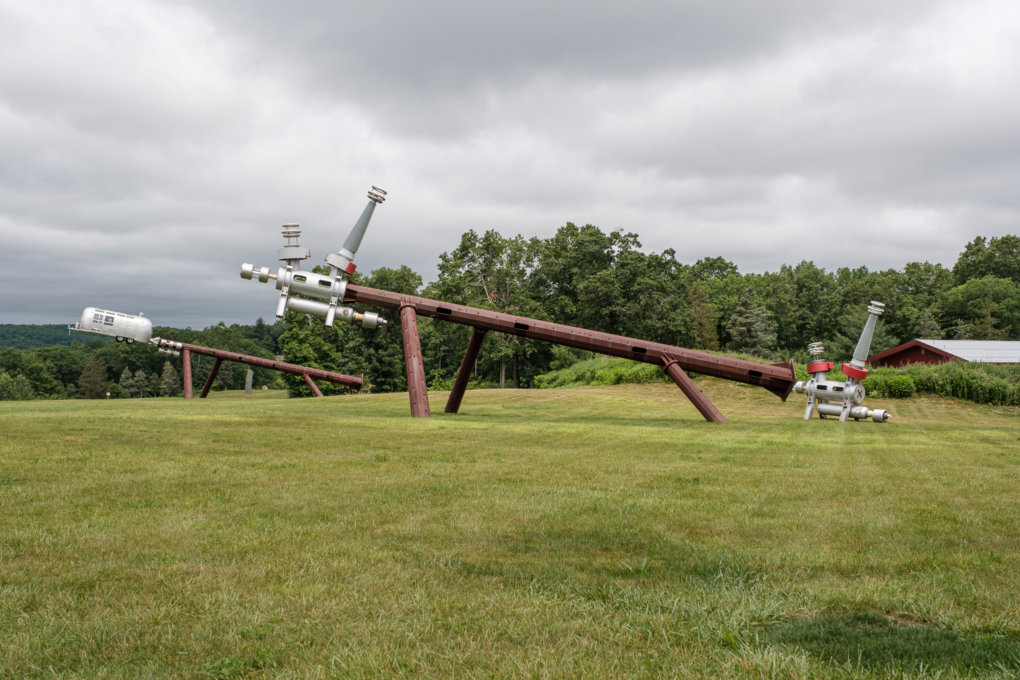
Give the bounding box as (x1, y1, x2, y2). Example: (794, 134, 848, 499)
(661, 356, 728, 423)
(168, 341, 362, 389)
(344, 283, 797, 401)
(302, 373, 324, 397)
(199, 357, 223, 399)
(400, 303, 431, 417)
(182, 348, 194, 400)
(445, 328, 487, 414)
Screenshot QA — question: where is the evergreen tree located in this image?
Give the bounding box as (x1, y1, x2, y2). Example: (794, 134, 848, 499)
(159, 362, 180, 396)
(912, 308, 943, 339)
(688, 282, 720, 351)
(119, 367, 137, 397)
(79, 356, 110, 399)
(727, 289, 778, 359)
(133, 369, 153, 397)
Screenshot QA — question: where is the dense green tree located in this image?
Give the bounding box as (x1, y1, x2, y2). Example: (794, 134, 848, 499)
(0, 372, 35, 400)
(691, 262, 746, 351)
(532, 223, 641, 326)
(34, 345, 84, 391)
(0, 348, 25, 377)
(582, 248, 695, 347)
(431, 230, 545, 387)
(953, 235, 1020, 285)
(335, 266, 424, 393)
(892, 261, 953, 340)
(21, 360, 63, 399)
(761, 261, 836, 353)
(939, 276, 1020, 339)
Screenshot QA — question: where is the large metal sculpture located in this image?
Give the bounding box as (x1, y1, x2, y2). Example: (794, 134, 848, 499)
(240, 187, 801, 422)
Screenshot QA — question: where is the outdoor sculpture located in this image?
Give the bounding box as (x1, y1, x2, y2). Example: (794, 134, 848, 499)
(792, 302, 891, 422)
(70, 311, 362, 398)
(240, 187, 806, 422)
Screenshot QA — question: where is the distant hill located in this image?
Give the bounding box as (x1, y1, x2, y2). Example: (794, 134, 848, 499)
(0, 324, 77, 349)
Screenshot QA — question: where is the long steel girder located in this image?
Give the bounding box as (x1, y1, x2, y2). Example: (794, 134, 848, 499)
(173, 340, 363, 399)
(342, 283, 797, 418)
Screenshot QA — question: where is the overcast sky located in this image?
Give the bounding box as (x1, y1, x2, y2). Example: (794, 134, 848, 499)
(2, 0, 1018, 327)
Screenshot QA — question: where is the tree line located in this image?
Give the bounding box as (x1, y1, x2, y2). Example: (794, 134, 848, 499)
(1, 229, 1017, 400)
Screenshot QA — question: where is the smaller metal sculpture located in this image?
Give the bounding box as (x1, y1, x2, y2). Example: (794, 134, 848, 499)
(793, 301, 890, 422)
(70, 307, 362, 397)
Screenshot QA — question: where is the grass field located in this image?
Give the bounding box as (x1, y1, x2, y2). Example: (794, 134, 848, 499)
(1, 381, 1018, 678)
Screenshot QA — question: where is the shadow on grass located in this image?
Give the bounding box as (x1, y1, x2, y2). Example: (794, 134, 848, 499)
(764, 612, 1020, 675)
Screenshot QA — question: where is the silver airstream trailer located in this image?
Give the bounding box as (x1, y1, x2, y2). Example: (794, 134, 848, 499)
(71, 307, 153, 343)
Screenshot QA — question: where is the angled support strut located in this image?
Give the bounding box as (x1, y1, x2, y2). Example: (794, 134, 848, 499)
(445, 328, 487, 414)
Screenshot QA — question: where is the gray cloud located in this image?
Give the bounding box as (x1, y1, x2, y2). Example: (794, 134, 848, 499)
(1, 0, 1017, 327)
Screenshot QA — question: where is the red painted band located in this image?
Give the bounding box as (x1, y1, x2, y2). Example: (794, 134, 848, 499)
(806, 361, 833, 373)
(842, 363, 868, 380)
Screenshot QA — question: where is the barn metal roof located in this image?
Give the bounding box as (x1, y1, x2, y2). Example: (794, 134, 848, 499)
(915, 339, 1020, 363)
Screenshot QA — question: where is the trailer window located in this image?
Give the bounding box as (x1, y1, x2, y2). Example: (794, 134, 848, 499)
(104, 316, 115, 325)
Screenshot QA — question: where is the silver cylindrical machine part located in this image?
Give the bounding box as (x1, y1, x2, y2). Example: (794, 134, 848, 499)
(240, 263, 271, 283)
(358, 311, 382, 329)
(815, 403, 888, 421)
(851, 300, 885, 366)
(275, 269, 347, 302)
(284, 297, 356, 324)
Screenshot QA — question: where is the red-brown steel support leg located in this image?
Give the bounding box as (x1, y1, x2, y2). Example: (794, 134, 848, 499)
(199, 357, 223, 398)
(182, 348, 193, 400)
(400, 302, 431, 417)
(662, 357, 728, 423)
(302, 373, 324, 397)
(445, 328, 487, 414)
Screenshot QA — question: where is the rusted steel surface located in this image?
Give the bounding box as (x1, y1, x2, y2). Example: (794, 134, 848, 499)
(182, 348, 193, 400)
(661, 355, 728, 423)
(199, 357, 223, 399)
(172, 341, 362, 399)
(302, 373, 324, 397)
(400, 303, 431, 417)
(445, 328, 487, 414)
(345, 283, 797, 400)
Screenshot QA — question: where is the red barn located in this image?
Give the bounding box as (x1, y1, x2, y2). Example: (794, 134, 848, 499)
(868, 339, 1020, 368)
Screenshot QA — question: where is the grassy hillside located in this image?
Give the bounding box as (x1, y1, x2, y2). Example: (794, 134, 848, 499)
(1, 382, 1018, 678)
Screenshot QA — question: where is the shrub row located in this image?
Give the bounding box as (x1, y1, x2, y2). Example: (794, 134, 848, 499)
(535, 354, 1019, 407)
(859, 362, 1018, 405)
(862, 368, 917, 399)
(534, 357, 669, 388)
(903, 361, 1019, 406)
